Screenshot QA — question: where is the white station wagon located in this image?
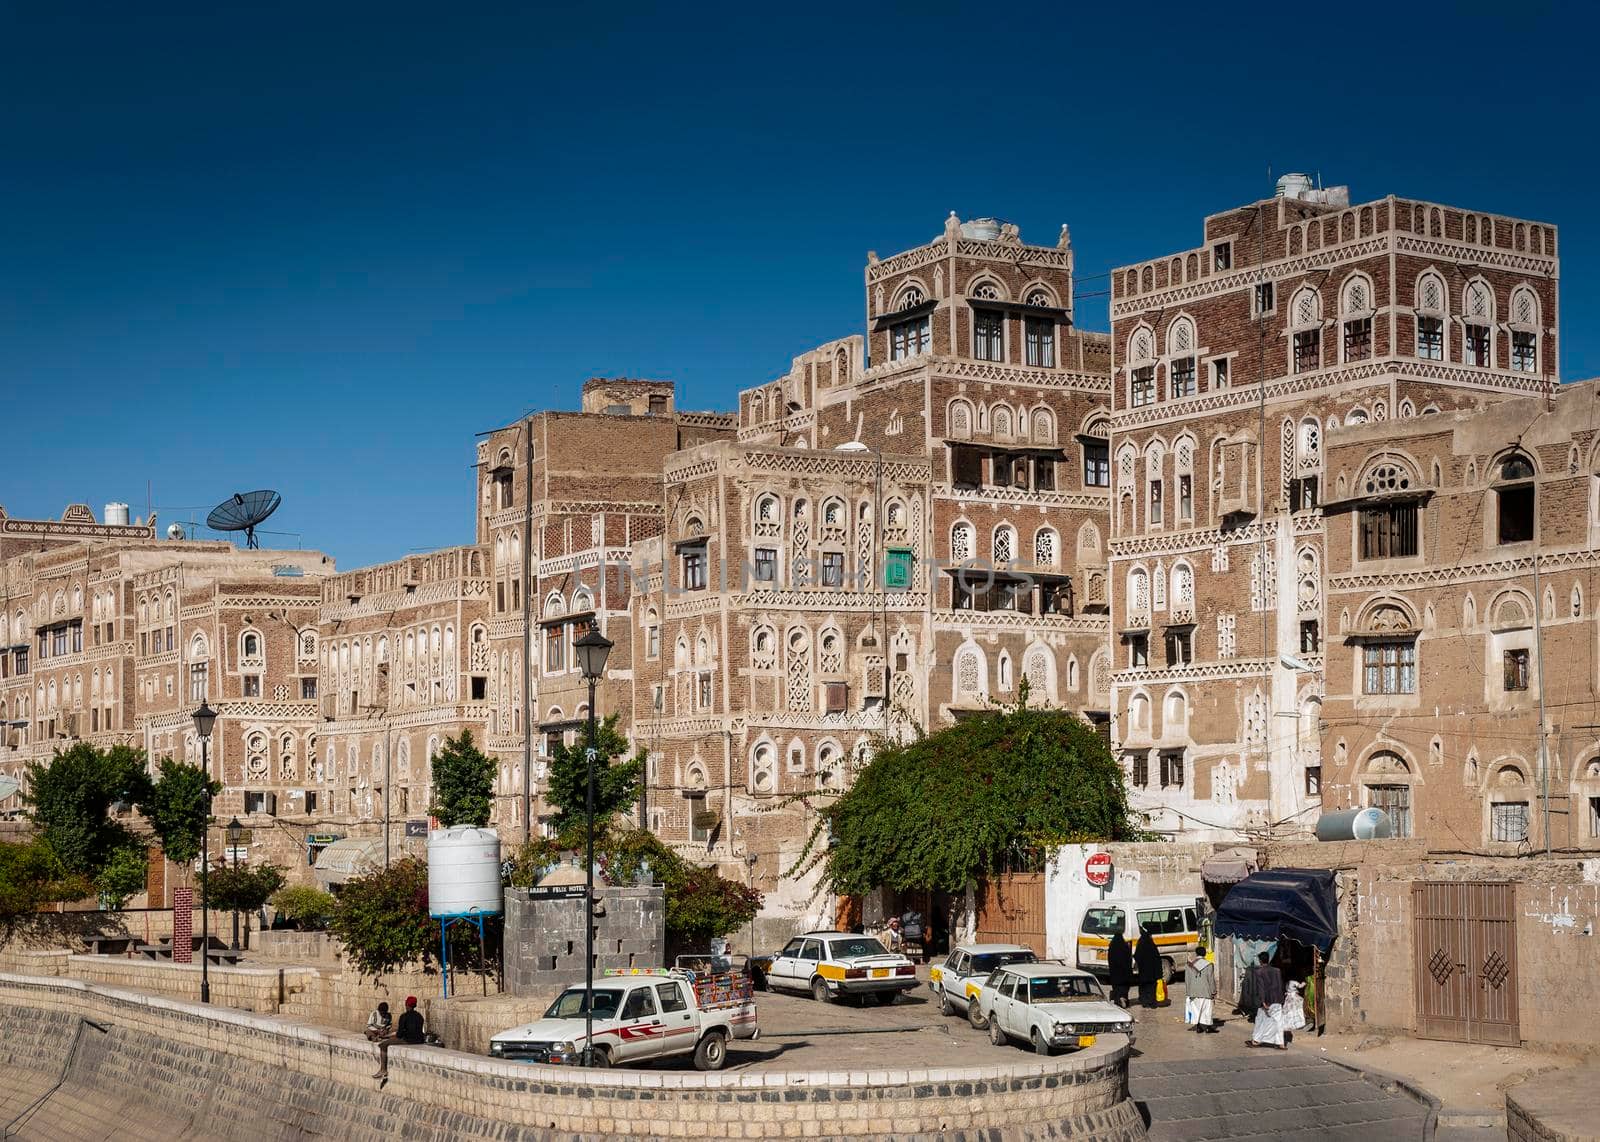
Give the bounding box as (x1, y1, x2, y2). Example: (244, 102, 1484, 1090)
(971, 963, 1134, 1056)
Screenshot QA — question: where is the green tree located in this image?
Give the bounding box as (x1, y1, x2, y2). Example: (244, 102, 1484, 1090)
(203, 863, 287, 913)
(806, 698, 1138, 897)
(94, 842, 149, 908)
(0, 840, 92, 932)
(138, 758, 221, 883)
(269, 884, 337, 930)
(545, 713, 644, 830)
(329, 857, 433, 976)
(23, 743, 152, 878)
(428, 730, 495, 828)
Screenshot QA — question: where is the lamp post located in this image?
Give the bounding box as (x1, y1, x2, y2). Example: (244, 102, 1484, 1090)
(192, 701, 218, 1004)
(573, 624, 613, 1067)
(226, 816, 242, 951)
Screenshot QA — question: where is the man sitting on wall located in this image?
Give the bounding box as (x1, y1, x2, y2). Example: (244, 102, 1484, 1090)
(374, 996, 427, 1080)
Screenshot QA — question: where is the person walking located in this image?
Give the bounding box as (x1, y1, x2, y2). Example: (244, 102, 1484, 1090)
(374, 996, 427, 1079)
(1246, 952, 1288, 1050)
(1184, 946, 1217, 1033)
(1134, 928, 1162, 1008)
(1107, 931, 1133, 1008)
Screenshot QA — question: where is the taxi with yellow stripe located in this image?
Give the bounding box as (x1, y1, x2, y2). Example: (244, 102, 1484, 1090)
(1076, 895, 1204, 982)
(929, 943, 1037, 1017)
(765, 931, 918, 1005)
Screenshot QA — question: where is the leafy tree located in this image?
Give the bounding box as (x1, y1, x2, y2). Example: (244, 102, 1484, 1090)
(429, 730, 495, 828)
(805, 697, 1138, 897)
(0, 840, 92, 931)
(95, 842, 149, 909)
(203, 863, 287, 913)
(138, 759, 221, 883)
(269, 885, 337, 930)
(545, 713, 644, 830)
(330, 857, 433, 976)
(23, 743, 152, 878)
(599, 829, 763, 945)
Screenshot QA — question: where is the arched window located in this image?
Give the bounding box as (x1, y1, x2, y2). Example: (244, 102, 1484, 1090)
(950, 521, 974, 563)
(1029, 406, 1055, 444)
(947, 398, 974, 439)
(997, 651, 1013, 691)
(1128, 327, 1156, 407)
(1290, 286, 1322, 373)
(750, 741, 776, 794)
(241, 631, 260, 659)
(1339, 274, 1374, 362)
(1128, 567, 1150, 613)
(954, 645, 985, 701)
(1173, 563, 1194, 606)
(992, 524, 1015, 564)
(1495, 454, 1536, 545)
(1034, 527, 1058, 567)
(991, 404, 1013, 438)
(1509, 286, 1540, 373)
(1167, 316, 1196, 398)
(1463, 279, 1495, 367)
(1415, 271, 1446, 361)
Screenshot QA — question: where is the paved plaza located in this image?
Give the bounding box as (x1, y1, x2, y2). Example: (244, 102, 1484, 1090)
(704, 982, 1435, 1140)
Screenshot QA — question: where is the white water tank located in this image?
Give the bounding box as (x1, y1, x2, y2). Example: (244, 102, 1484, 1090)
(959, 217, 1003, 240)
(1315, 807, 1393, 841)
(427, 826, 503, 917)
(104, 502, 130, 526)
(1276, 173, 1315, 200)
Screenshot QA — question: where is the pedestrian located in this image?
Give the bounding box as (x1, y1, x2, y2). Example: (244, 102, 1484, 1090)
(1246, 952, 1288, 1050)
(883, 916, 905, 954)
(1107, 931, 1133, 1008)
(1184, 946, 1217, 1033)
(374, 995, 427, 1080)
(364, 1001, 392, 1042)
(1135, 927, 1162, 1008)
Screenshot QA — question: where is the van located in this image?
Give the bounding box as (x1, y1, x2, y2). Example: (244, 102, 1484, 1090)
(1076, 894, 1205, 982)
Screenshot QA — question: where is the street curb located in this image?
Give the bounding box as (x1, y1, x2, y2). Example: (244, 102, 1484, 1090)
(1324, 1055, 1443, 1140)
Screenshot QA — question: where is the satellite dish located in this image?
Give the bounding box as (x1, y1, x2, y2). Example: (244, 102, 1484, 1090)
(207, 490, 282, 549)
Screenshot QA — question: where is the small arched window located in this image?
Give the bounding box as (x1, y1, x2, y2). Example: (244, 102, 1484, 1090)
(1496, 455, 1536, 545)
(1509, 286, 1540, 373)
(993, 524, 1015, 564)
(1463, 279, 1495, 367)
(1290, 286, 1323, 373)
(241, 632, 260, 659)
(950, 521, 974, 563)
(1415, 271, 1446, 361)
(1340, 274, 1373, 362)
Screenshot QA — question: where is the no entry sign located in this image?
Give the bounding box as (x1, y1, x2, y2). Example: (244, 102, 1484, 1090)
(1085, 852, 1113, 888)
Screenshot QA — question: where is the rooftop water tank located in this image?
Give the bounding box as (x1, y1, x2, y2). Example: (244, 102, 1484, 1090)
(104, 502, 130, 526)
(427, 826, 503, 917)
(959, 217, 1003, 240)
(1314, 807, 1394, 841)
(1275, 173, 1315, 201)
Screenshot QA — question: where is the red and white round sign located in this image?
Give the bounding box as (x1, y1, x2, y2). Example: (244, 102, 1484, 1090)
(1085, 852, 1113, 887)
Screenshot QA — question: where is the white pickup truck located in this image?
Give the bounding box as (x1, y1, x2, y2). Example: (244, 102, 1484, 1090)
(488, 966, 758, 1070)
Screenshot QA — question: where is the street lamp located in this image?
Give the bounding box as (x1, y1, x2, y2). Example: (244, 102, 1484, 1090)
(226, 816, 243, 951)
(191, 701, 217, 1004)
(573, 624, 613, 1066)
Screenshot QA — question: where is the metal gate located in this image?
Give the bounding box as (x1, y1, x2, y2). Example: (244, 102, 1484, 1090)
(974, 873, 1046, 952)
(1412, 881, 1520, 1046)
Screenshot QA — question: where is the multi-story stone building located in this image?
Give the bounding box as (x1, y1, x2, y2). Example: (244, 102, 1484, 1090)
(1320, 380, 1600, 852)
(475, 379, 734, 839)
(309, 545, 491, 868)
(1106, 176, 1559, 841)
(0, 505, 334, 878)
(633, 215, 1116, 921)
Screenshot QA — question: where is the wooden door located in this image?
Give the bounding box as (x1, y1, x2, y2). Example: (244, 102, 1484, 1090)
(974, 873, 1046, 953)
(1413, 881, 1519, 1046)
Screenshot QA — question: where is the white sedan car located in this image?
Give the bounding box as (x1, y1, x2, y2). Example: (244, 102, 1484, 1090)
(929, 943, 1037, 1017)
(972, 963, 1134, 1056)
(764, 930, 918, 1004)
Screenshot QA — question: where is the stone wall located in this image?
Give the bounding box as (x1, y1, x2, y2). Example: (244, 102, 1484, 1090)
(503, 885, 664, 997)
(1264, 841, 1600, 1051)
(0, 972, 1147, 1140)
(250, 928, 340, 963)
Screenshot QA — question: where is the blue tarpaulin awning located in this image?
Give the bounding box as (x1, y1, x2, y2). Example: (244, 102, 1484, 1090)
(1212, 868, 1338, 954)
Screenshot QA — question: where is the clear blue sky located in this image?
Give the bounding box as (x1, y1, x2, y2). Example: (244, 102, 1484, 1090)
(5, 3, 1595, 569)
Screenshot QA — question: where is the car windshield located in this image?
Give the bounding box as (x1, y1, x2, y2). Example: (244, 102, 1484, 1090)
(828, 937, 890, 959)
(1081, 908, 1124, 936)
(971, 950, 1037, 973)
(544, 988, 623, 1020)
(1027, 975, 1102, 1003)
